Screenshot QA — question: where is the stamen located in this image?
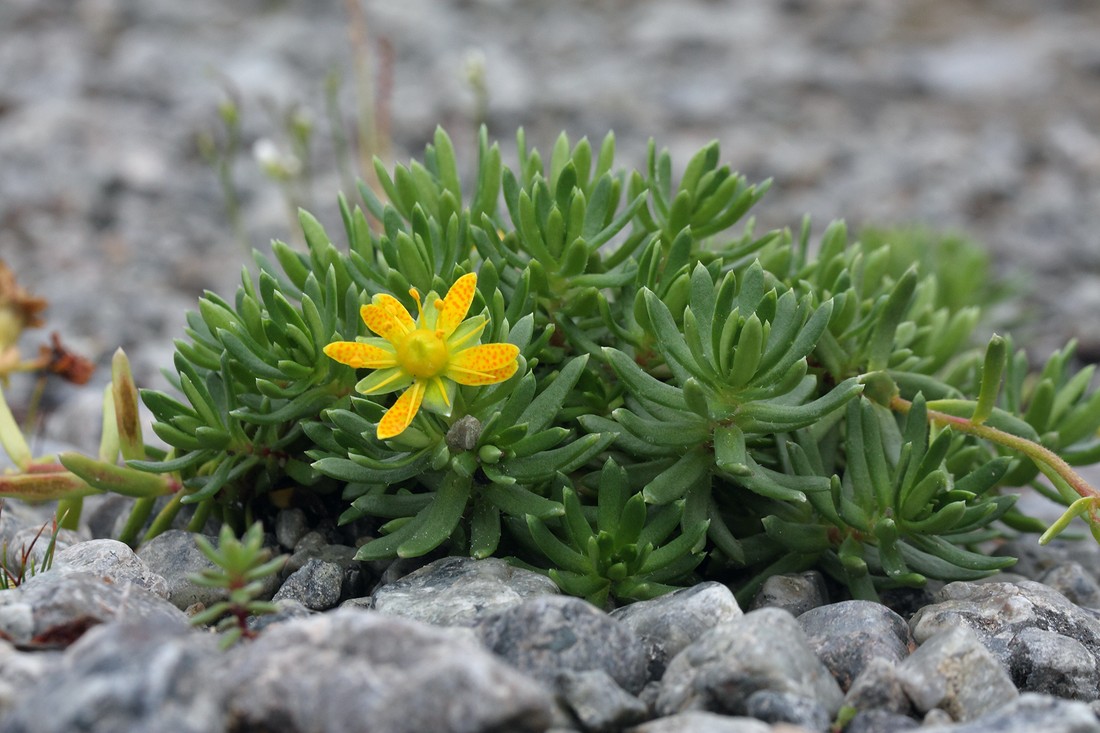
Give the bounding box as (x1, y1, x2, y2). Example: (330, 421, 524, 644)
(409, 288, 423, 320)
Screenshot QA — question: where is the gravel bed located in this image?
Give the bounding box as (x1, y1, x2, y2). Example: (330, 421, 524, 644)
(0, 504, 1098, 732)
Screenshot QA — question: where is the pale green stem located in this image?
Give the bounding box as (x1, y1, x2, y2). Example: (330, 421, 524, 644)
(889, 394, 1099, 502)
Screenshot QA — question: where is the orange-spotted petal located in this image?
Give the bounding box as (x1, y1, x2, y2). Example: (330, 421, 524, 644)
(466, 358, 521, 385)
(323, 341, 396, 369)
(360, 304, 406, 342)
(445, 343, 520, 385)
(448, 360, 519, 386)
(372, 293, 415, 334)
(377, 380, 425, 440)
(437, 273, 478, 336)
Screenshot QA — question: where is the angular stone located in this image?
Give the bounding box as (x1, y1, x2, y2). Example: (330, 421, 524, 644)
(556, 669, 648, 733)
(273, 558, 343, 611)
(1040, 562, 1100, 609)
(655, 607, 844, 717)
(371, 556, 560, 627)
(135, 529, 223, 610)
(920, 693, 1100, 733)
(1008, 626, 1099, 701)
(897, 624, 1017, 722)
(910, 580, 1100, 667)
(843, 709, 920, 733)
(749, 570, 828, 617)
(798, 600, 911, 690)
(0, 571, 187, 645)
(285, 538, 358, 577)
(843, 657, 912, 716)
(626, 712, 772, 733)
(52, 538, 168, 598)
(610, 581, 742, 678)
(275, 507, 310, 550)
(137, 529, 282, 612)
(743, 689, 830, 730)
(477, 595, 649, 694)
(0, 617, 225, 733)
(222, 608, 555, 733)
(6, 526, 83, 573)
(0, 639, 58, 717)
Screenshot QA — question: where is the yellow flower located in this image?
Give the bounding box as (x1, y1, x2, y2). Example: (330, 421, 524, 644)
(323, 273, 520, 440)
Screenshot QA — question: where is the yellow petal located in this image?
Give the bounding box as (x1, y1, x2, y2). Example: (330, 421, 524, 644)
(437, 273, 478, 336)
(323, 341, 396, 369)
(378, 380, 425, 440)
(373, 294, 416, 333)
(446, 343, 520, 385)
(451, 361, 519, 386)
(360, 304, 406, 342)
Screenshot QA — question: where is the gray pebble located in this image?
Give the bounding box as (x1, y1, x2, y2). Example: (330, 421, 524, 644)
(556, 669, 649, 733)
(1008, 626, 1099, 701)
(477, 595, 649, 694)
(842, 657, 912, 716)
(0, 617, 224, 733)
(222, 608, 555, 733)
(910, 580, 1100, 668)
(922, 708, 955, 726)
(749, 570, 828, 617)
(843, 709, 920, 733)
(921, 692, 1100, 733)
(5, 526, 83, 575)
(370, 556, 559, 627)
(284, 530, 350, 574)
(744, 689, 830, 731)
(897, 624, 1017, 722)
(138, 529, 282, 612)
(274, 507, 310, 551)
(52, 538, 168, 598)
(0, 639, 59, 717)
(135, 529, 222, 610)
(272, 558, 344, 611)
(1040, 562, 1100, 609)
(626, 712, 771, 733)
(655, 607, 844, 717)
(611, 581, 742, 678)
(0, 570, 187, 645)
(798, 599, 911, 691)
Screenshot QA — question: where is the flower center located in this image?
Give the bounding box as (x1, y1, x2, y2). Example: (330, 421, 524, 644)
(396, 329, 449, 378)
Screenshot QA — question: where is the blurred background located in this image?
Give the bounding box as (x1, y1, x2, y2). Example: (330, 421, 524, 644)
(2, 0, 1100, 452)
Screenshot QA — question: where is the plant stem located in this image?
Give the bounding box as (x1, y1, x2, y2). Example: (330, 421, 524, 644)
(888, 394, 1099, 501)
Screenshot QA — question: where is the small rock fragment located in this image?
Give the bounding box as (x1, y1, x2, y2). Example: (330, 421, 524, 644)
(842, 657, 912, 716)
(798, 600, 911, 690)
(750, 570, 828, 617)
(273, 558, 344, 610)
(370, 556, 559, 627)
(656, 607, 843, 717)
(920, 692, 1100, 733)
(556, 669, 649, 733)
(897, 624, 1017, 721)
(477, 595, 649, 694)
(611, 581, 742, 678)
(1007, 626, 1099, 701)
